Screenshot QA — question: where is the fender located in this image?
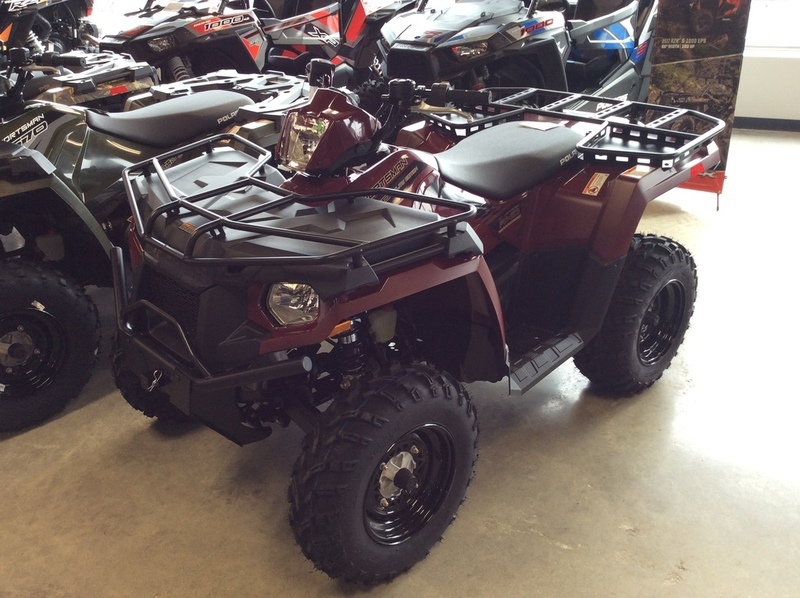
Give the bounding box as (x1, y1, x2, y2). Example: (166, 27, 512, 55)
(186, 29, 268, 74)
(0, 144, 112, 285)
(508, 36, 569, 90)
(114, 237, 507, 444)
(258, 254, 506, 383)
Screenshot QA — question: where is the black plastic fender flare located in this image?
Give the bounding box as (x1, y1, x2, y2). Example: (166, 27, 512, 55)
(500, 37, 569, 91)
(0, 147, 111, 284)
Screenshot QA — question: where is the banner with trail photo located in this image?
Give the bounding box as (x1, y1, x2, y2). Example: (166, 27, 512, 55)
(648, 0, 753, 195)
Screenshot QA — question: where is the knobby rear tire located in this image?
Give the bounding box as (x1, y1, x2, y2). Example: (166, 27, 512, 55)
(574, 234, 697, 396)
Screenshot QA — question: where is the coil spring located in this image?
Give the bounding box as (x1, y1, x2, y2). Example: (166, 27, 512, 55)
(165, 56, 191, 82)
(335, 329, 366, 377)
(26, 31, 45, 55)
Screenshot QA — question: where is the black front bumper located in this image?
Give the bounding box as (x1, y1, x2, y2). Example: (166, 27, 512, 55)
(112, 247, 311, 445)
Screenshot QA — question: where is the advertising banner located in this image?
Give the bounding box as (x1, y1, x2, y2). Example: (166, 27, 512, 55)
(647, 0, 753, 194)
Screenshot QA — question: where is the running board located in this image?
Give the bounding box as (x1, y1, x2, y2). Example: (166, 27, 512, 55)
(509, 333, 584, 396)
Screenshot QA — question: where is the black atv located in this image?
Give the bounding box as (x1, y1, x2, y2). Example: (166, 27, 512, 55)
(2, 0, 96, 54)
(33, 0, 96, 52)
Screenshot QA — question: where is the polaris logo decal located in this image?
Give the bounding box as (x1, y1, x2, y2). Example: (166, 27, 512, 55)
(595, 94, 628, 111)
(560, 149, 578, 165)
(3, 114, 47, 145)
(217, 110, 238, 125)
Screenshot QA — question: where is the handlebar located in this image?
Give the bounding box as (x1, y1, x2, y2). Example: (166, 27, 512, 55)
(39, 51, 88, 68)
(381, 79, 492, 110)
(5, 48, 90, 69)
(427, 82, 493, 108)
(370, 79, 495, 146)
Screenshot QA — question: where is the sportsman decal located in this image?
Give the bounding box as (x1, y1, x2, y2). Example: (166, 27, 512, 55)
(3, 114, 47, 145)
(374, 156, 409, 188)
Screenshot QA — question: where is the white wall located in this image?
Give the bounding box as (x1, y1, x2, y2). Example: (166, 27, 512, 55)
(737, 0, 800, 120)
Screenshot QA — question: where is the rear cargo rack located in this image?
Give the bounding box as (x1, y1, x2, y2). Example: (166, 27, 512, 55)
(51, 51, 156, 93)
(123, 134, 480, 296)
(146, 70, 306, 106)
(423, 87, 725, 170)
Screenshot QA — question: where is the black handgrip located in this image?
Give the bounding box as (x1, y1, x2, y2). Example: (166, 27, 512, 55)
(446, 87, 493, 107)
(427, 83, 492, 107)
(39, 52, 88, 68)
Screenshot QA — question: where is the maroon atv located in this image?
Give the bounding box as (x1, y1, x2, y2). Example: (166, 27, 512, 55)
(110, 76, 723, 583)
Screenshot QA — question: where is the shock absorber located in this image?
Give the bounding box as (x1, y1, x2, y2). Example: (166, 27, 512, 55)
(334, 323, 367, 388)
(26, 31, 46, 55)
(165, 56, 191, 81)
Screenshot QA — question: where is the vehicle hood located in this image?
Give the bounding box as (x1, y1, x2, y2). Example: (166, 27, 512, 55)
(381, 0, 524, 46)
(99, 2, 239, 42)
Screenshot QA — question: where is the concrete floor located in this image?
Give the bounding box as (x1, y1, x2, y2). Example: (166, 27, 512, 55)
(3, 126, 800, 596)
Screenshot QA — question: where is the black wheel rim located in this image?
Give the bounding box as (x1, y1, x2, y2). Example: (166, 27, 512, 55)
(363, 424, 456, 546)
(0, 310, 66, 399)
(638, 278, 687, 366)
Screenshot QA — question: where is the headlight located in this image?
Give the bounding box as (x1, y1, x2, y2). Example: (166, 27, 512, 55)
(451, 42, 488, 61)
(278, 112, 330, 172)
(267, 283, 319, 326)
(147, 35, 176, 53)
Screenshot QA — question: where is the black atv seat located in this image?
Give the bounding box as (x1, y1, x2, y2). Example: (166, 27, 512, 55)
(85, 90, 254, 148)
(434, 121, 584, 200)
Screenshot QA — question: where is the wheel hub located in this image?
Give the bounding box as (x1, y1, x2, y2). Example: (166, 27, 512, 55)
(638, 278, 686, 365)
(0, 328, 37, 369)
(0, 311, 66, 395)
(378, 449, 418, 500)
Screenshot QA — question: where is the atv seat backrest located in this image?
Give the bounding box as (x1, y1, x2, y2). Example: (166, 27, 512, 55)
(435, 121, 584, 200)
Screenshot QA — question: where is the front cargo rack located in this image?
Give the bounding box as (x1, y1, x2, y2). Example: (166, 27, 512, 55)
(122, 134, 481, 299)
(422, 87, 726, 170)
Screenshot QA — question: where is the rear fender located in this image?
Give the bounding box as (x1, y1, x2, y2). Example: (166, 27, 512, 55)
(186, 34, 267, 74)
(507, 37, 569, 90)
